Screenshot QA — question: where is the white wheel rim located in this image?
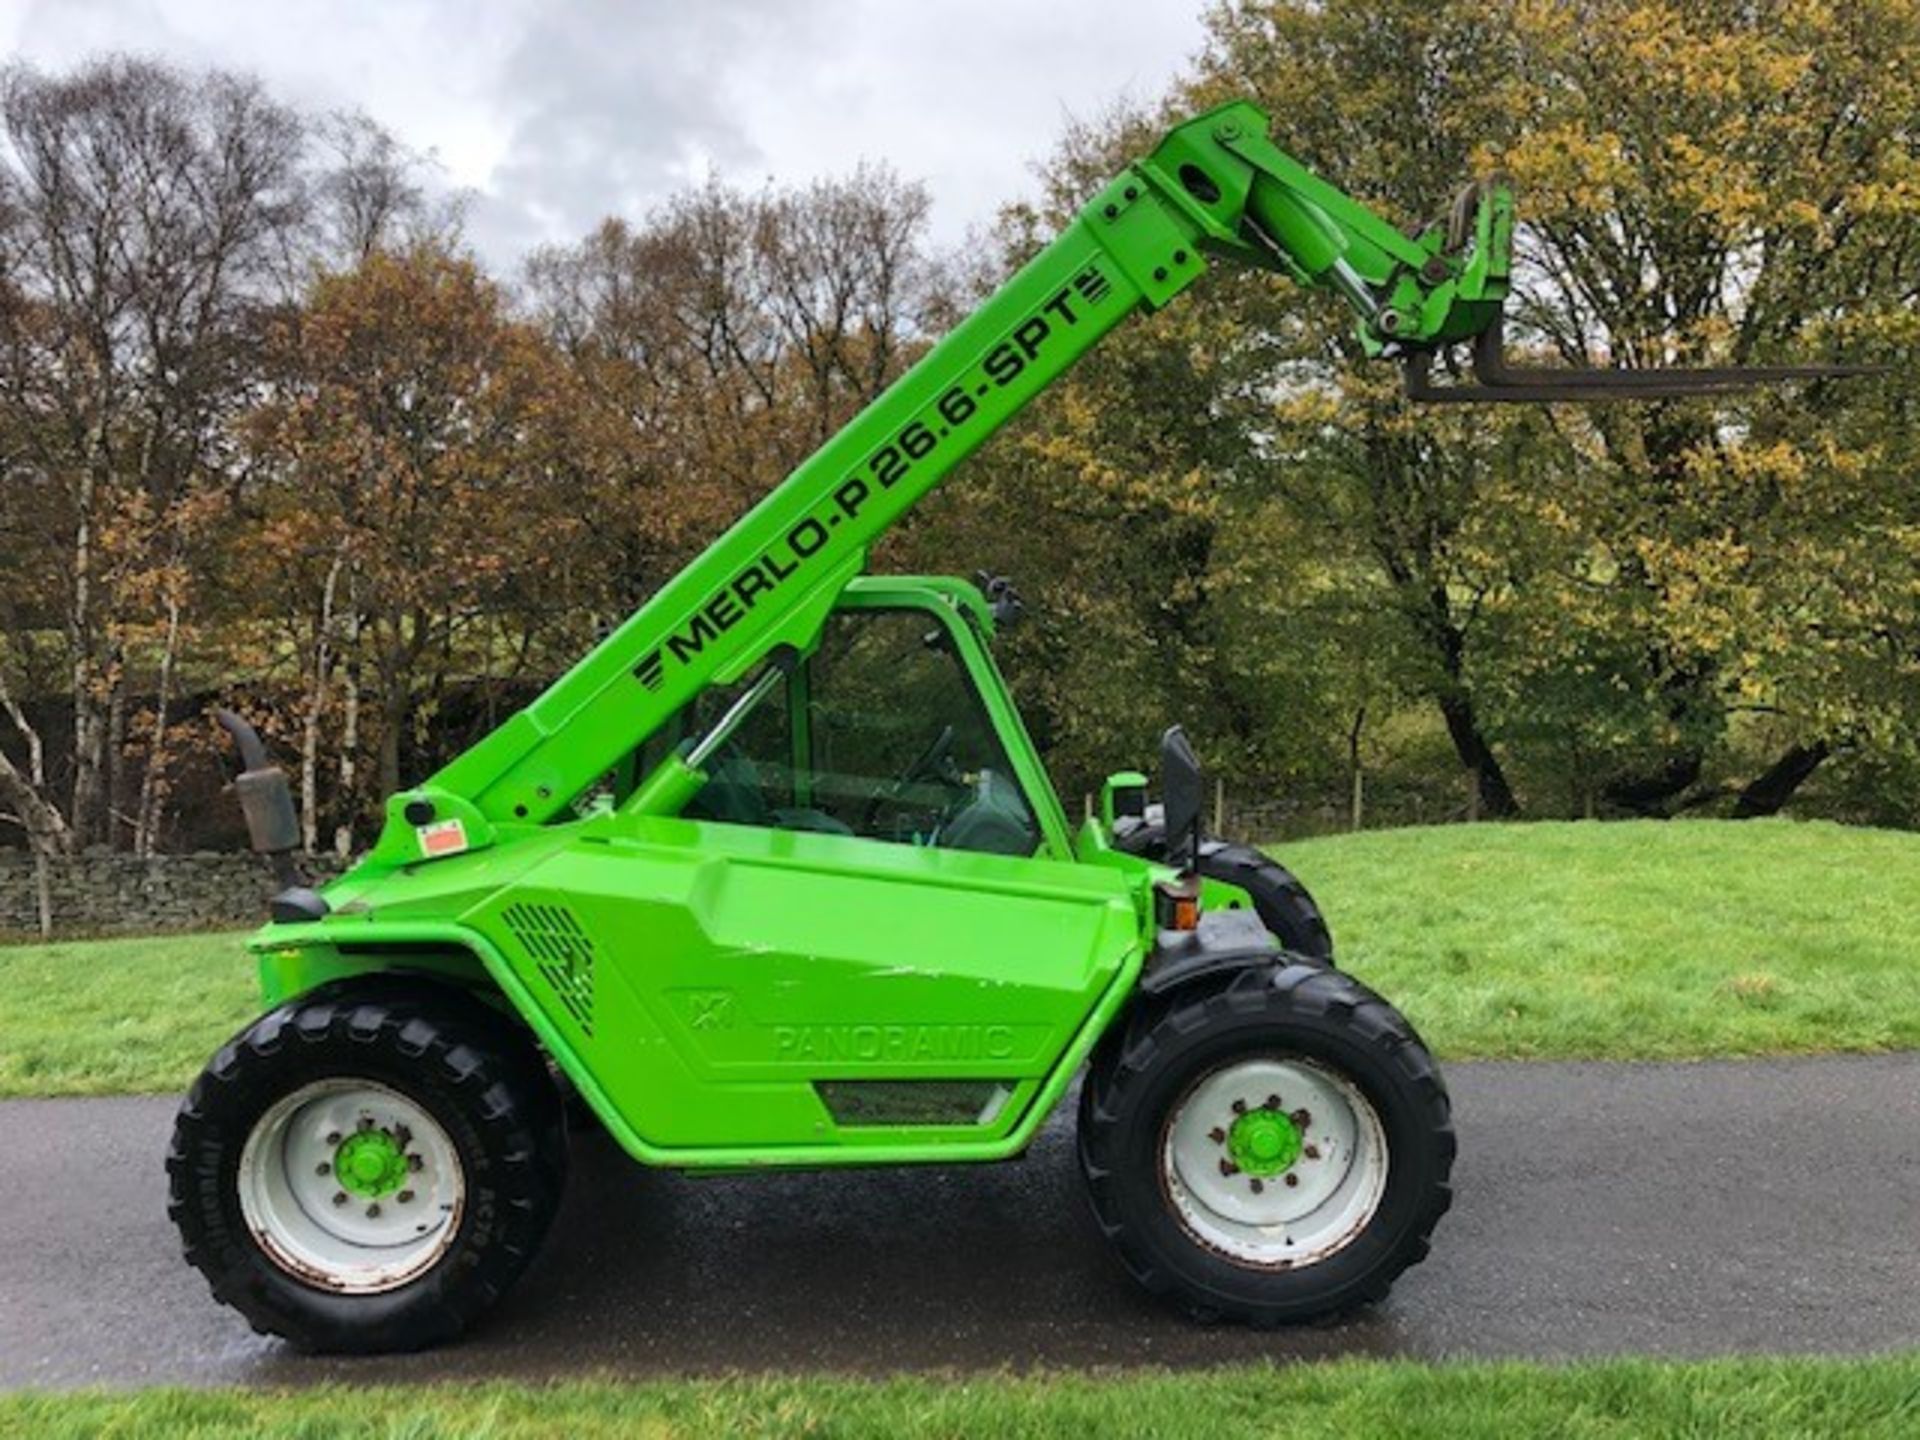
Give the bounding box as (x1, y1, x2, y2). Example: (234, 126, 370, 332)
(1160, 1055, 1388, 1269)
(236, 1078, 465, 1294)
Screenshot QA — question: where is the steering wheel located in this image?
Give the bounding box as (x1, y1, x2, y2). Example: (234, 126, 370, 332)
(860, 724, 958, 832)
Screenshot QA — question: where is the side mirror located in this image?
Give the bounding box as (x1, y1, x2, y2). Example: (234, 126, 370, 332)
(975, 572, 1025, 629)
(1160, 725, 1205, 871)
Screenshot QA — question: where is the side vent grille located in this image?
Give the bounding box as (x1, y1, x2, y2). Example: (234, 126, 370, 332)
(502, 900, 595, 1038)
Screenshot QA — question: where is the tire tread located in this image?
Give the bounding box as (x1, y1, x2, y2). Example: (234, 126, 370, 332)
(1079, 963, 1452, 1325)
(167, 978, 565, 1354)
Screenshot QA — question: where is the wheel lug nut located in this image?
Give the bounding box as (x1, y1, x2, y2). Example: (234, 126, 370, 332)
(314, 1162, 332, 1176)
(1304, 1144, 1321, 1161)
(394, 1126, 412, 1147)
(1265, 1094, 1281, 1109)
(398, 1189, 414, 1204)
(357, 1116, 374, 1131)
(1218, 1158, 1239, 1176)
(1291, 1109, 1311, 1129)
(1250, 1178, 1265, 1195)
(1208, 1127, 1226, 1145)
(332, 1191, 347, 1207)
(408, 1154, 425, 1172)
(366, 1203, 381, 1218)
(1284, 1173, 1299, 1188)
(1230, 1099, 1247, 1114)
(325, 1131, 342, 1145)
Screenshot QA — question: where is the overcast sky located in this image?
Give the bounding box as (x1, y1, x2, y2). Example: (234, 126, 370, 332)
(0, 0, 1209, 267)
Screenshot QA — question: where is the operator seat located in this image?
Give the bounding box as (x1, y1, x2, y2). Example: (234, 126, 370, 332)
(935, 770, 1038, 856)
(685, 748, 854, 837)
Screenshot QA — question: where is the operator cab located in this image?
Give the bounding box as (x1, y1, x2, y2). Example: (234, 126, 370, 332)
(632, 580, 1053, 859)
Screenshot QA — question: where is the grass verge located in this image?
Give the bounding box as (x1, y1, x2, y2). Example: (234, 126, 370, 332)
(4, 817, 1919, 1096)
(1278, 817, 1920, 1060)
(4, 1357, 1918, 1438)
(0, 930, 251, 1097)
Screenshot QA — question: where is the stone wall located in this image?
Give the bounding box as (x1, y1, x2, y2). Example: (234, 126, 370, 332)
(0, 850, 345, 939)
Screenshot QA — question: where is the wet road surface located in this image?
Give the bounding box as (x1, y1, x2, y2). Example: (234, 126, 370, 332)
(2, 1054, 1916, 1387)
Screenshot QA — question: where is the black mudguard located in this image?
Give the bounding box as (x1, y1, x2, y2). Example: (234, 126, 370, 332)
(1140, 908, 1285, 998)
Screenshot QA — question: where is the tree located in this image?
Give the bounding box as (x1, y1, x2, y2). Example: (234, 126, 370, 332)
(311, 109, 456, 266)
(1476, 0, 1920, 813)
(999, 0, 1920, 819)
(911, 0, 1917, 824)
(527, 168, 945, 620)
(0, 57, 307, 848)
(241, 244, 591, 832)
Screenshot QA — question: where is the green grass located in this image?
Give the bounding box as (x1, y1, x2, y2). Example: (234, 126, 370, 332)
(1281, 817, 1920, 1060)
(0, 930, 253, 1097)
(4, 1357, 1918, 1437)
(4, 818, 1919, 1098)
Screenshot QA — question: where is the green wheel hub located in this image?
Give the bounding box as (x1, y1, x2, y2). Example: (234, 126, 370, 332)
(1227, 1106, 1302, 1178)
(332, 1128, 409, 1198)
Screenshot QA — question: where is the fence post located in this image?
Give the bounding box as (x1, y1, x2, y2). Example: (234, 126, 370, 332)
(34, 847, 52, 938)
(1347, 705, 1366, 833)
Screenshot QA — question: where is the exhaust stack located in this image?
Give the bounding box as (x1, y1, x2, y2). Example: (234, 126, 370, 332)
(214, 709, 328, 922)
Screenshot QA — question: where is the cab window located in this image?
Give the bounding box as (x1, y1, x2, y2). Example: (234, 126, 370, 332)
(659, 608, 1039, 857)
(803, 609, 1038, 855)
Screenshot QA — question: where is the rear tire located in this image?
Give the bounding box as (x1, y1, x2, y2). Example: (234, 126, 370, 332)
(1115, 821, 1333, 960)
(1196, 839, 1333, 961)
(168, 979, 565, 1353)
(1079, 962, 1452, 1325)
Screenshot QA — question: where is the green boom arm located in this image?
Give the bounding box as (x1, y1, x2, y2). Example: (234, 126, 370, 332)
(409, 100, 1509, 840)
(382, 97, 1800, 852)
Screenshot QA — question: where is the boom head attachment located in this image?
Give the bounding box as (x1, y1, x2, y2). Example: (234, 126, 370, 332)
(1331, 174, 1873, 404)
(1359, 177, 1876, 404)
(1142, 106, 1875, 405)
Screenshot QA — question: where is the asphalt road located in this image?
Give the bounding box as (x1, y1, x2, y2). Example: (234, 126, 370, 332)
(2, 1054, 1917, 1388)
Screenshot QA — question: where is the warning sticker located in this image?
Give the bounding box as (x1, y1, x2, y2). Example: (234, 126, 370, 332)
(417, 818, 469, 858)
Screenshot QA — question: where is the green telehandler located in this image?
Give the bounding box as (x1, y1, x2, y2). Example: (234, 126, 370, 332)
(170, 98, 1857, 1352)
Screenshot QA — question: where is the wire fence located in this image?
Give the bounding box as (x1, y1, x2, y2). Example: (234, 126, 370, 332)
(1084, 773, 1486, 846)
(1215, 793, 1482, 845)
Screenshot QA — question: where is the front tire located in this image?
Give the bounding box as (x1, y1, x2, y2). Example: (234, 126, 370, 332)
(168, 979, 565, 1353)
(1079, 962, 1452, 1325)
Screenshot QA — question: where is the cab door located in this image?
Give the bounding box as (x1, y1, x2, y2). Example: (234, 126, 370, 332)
(486, 600, 1141, 1155)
